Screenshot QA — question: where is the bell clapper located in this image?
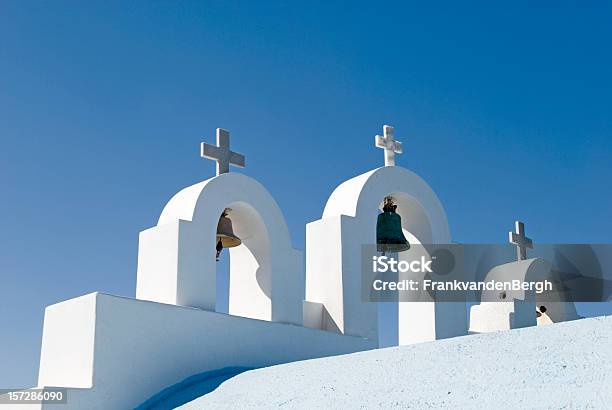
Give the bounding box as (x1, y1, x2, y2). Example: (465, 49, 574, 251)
(215, 239, 223, 261)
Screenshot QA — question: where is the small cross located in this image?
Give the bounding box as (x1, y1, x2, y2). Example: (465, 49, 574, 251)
(509, 221, 533, 261)
(375, 125, 403, 166)
(200, 128, 246, 176)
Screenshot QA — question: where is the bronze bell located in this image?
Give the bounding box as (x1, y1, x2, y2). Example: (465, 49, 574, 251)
(376, 197, 410, 254)
(216, 209, 241, 260)
(536, 305, 547, 317)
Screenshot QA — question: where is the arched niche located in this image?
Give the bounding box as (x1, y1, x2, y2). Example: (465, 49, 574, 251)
(470, 257, 581, 333)
(220, 201, 272, 319)
(375, 192, 435, 247)
(306, 166, 466, 346)
(322, 167, 450, 244)
(137, 173, 303, 325)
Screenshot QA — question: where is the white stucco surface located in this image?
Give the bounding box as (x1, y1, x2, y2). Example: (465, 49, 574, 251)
(470, 258, 581, 333)
(29, 292, 375, 409)
(14, 131, 608, 410)
(137, 172, 303, 325)
(181, 315, 612, 409)
(306, 166, 466, 345)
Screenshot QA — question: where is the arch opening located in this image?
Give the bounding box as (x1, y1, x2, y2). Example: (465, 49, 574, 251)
(139, 172, 302, 325)
(215, 201, 272, 321)
(307, 166, 459, 344)
(373, 192, 438, 347)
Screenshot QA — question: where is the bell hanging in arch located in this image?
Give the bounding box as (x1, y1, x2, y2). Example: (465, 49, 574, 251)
(376, 196, 410, 254)
(216, 209, 242, 261)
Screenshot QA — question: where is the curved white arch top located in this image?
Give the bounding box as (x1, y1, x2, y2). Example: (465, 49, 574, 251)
(305, 166, 461, 344)
(137, 172, 303, 325)
(322, 166, 451, 244)
(158, 173, 291, 243)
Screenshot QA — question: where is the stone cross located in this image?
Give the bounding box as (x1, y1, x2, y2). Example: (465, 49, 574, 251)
(200, 128, 246, 176)
(509, 220, 533, 261)
(375, 125, 403, 166)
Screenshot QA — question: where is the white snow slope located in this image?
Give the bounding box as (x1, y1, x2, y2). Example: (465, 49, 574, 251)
(180, 315, 612, 409)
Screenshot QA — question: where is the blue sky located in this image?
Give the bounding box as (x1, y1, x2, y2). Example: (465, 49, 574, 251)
(1, 2, 611, 387)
